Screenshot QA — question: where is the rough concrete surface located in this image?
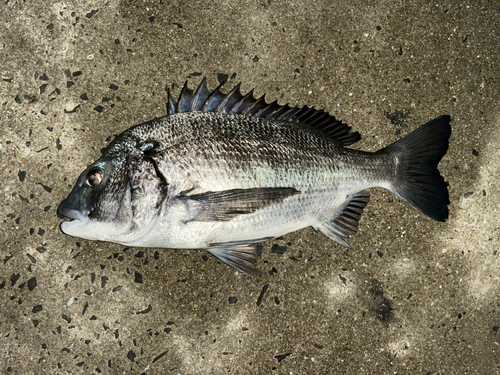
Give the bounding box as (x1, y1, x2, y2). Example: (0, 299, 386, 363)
(1, 1, 499, 374)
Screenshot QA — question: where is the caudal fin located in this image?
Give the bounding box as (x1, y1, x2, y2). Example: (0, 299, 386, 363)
(381, 115, 451, 221)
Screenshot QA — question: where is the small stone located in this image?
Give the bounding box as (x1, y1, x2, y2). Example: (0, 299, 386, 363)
(127, 350, 136, 362)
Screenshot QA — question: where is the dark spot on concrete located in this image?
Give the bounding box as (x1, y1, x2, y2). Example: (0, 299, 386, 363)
(127, 350, 136, 362)
(173, 22, 182, 28)
(80, 93, 88, 100)
(149, 16, 155, 23)
(112, 285, 122, 292)
(28, 277, 37, 291)
(4, 254, 14, 264)
(339, 274, 347, 285)
(274, 296, 280, 305)
(32, 319, 39, 327)
(27, 254, 36, 263)
(472, 149, 479, 156)
(228, 297, 238, 304)
(255, 243, 263, 257)
(136, 304, 152, 314)
(38, 183, 52, 193)
(109, 84, 119, 90)
(94, 105, 104, 113)
(217, 73, 229, 84)
(15, 94, 21, 104)
(46, 24, 53, 30)
(66, 81, 74, 88)
(32, 305, 43, 313)
(271, 244, 287, 254)
(364, 279, 394, 324)
(40, 84, 47, 94)
(40, 74, 49, 81)
(38, 228, 45, 236)
(252, 55, 259, 63)
(72, 71, 82, 77)
(36, 246, 47, 253)
(62, 314, 71, 323)
(56, 138, 62, 150)
(377, 251, 383, 257)
(82, 302, 88, 316)
(101, 276, 108, 288)
(135, 251, 144, 258)
(86, 9, 98, 18)
(134, 271, 143, 283)
(18, 170, 26, 182)
(64, 105, 80, 113)
(89, 315, 97, 320)
(268, 267, 277, 276)
(464, 192, 473, 198)
(275, 353, 291, 362)
(256, 284, 269, 306)
(152, 350, 168, 363)
(385, 110, 408, 135)
(10, 273, 20, 286)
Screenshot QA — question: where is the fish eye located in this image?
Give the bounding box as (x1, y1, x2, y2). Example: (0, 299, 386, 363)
(86, 169, 103, 187)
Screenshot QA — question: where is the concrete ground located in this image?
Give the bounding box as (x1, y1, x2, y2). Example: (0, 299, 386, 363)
(1, 1, 499, 374)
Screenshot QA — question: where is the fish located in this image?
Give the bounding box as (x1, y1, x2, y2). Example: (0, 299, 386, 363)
(58, 78, 451, 276)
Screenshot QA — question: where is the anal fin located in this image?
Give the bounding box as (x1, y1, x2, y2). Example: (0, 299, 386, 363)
(315, 190, 370, 249)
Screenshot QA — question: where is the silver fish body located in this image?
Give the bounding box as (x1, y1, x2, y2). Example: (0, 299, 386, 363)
(59, 79, 451, 275)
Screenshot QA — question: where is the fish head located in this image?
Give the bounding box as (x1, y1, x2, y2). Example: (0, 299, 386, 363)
(58, 137, 168, 244)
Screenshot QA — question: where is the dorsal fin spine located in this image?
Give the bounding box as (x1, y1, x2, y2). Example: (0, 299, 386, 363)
(168, 78, 361, 147)
(241, 94, 266, 115)
(167, 88, 177, 115)
(202, 81, 225, 112)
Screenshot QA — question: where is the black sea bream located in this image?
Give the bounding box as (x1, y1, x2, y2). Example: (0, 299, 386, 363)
(58, 79, 451, 276)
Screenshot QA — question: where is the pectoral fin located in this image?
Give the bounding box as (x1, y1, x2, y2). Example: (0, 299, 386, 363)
(180, 187, 300, 222)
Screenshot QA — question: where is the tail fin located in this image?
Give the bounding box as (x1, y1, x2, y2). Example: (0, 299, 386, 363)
(380, 115, 451, 221)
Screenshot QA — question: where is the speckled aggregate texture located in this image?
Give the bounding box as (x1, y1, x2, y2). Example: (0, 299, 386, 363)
(1, 1, 499, 374)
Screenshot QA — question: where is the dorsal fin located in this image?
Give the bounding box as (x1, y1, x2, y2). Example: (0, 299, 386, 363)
(166, 78, 361, 146)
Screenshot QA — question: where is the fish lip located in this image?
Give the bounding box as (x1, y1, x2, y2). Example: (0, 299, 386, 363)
(58, 206, 88, 222)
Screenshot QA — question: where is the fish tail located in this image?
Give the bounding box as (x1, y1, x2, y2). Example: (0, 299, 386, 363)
(380, 115, 451, 221)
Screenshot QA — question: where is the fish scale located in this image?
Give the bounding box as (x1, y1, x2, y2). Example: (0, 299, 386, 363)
(59, 79, 451, 276)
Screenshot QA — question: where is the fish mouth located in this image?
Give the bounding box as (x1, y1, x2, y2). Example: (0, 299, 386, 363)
(58, 205, 91, 237)
(58, 206, 88, 222)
